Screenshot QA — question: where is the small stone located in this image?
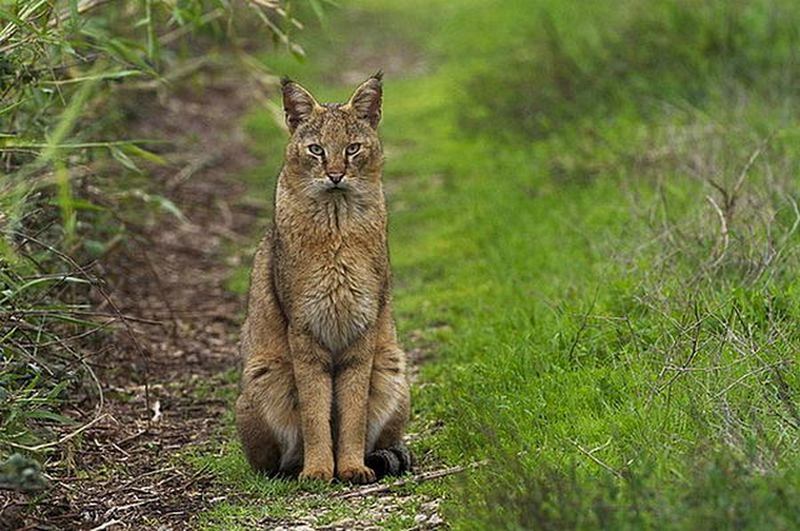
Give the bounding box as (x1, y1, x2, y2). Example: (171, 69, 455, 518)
(428, 514, 444, 526)
(420, 501, 439, 512)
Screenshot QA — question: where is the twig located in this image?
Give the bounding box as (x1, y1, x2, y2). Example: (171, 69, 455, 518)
(7, 414, 109, 452)
(12, 230, 153, 415)
(117, 429, 148, 447)
(57, 333, 106, 437)
(159, 8, 226, 45)
(706, 195, 729, 268)
(334, 461, 487, 500)
(761, 194, 800, 279)
(5, 308, 164, 326)
(567, 289, 599, 362)
(653, 301, 703, 397)
(166, 152, 221, 190)
(175, 463, 213, 491)
(731, 136, 772, 208)
(121, 56, 213, 91)
(587, 437, 613, 455)
(89, 518, 123, 531)
(103, 498, 158, 518)
(105, 465, 178, 496)
(703, 134, 773, 273)
(131, 236, 179, 338)
(569, 438, 623, 479)
(53, 0, 115, 27)
(709, 363, 785, 402)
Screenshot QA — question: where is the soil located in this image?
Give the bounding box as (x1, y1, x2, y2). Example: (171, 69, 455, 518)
(1, 72, 266, 530)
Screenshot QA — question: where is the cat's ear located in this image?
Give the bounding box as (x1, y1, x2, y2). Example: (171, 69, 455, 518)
(281, 78, 321, 133)
(346, 71, 383, 128)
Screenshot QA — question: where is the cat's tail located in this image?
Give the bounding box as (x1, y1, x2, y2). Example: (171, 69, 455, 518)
(365, 443, 413, 479)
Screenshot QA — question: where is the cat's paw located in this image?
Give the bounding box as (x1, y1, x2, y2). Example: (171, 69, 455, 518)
(337, 464, 377, 484)
(299, 466, 334, 482)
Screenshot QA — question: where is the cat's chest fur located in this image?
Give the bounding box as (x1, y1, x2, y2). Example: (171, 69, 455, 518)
(277, 218, 384, 353)
(296, 244, 381, 353)
(274, 186, 388, 354)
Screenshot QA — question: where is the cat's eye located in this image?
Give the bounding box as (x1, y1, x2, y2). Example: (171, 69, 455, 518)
(345, 143, 361, 156)
(307, 144, 325, 156)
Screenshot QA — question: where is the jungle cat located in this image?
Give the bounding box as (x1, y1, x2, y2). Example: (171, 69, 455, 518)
(235, 73, 411, 484)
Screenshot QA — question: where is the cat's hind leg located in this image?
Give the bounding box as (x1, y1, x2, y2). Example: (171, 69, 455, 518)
(236, 358, 302, 476)
(364, 344, 412, 478)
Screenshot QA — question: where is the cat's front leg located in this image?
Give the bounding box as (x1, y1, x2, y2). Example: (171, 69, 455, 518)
(334, 330, 377, 484)
(289, 329, 334, 481)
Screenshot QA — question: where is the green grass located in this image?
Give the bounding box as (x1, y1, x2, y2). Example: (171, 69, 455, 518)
(197, 0, 800, 528)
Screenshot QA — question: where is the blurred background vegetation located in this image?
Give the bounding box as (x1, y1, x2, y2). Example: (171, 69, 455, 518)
(3, 0, 800, 528)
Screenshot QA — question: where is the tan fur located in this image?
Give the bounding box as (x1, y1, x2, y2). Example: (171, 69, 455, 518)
(235, 73, 410, 484)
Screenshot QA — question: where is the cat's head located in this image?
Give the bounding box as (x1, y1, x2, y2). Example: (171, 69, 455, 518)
(280, 73, 383, 198)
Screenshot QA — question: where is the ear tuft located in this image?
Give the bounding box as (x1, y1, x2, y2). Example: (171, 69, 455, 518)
(281, 78, 319, 133)
(347, 73, 383, 128)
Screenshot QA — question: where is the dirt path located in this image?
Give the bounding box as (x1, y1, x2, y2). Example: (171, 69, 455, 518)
(2, 72, 265, 530)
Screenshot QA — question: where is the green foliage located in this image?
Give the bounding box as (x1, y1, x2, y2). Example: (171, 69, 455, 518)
(0, 453, 48, 492)
(458, 0, 800, 140)
(0, 0, 305, 229)
(222, 0, 800, 527)
(0, 229, 99, 454)
(470, 454, 800, 530)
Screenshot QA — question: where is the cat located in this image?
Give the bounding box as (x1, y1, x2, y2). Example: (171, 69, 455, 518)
(235, 72, 411, 484)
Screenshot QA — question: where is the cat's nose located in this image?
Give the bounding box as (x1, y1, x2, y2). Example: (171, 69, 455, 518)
(327, 171, 345, 184)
